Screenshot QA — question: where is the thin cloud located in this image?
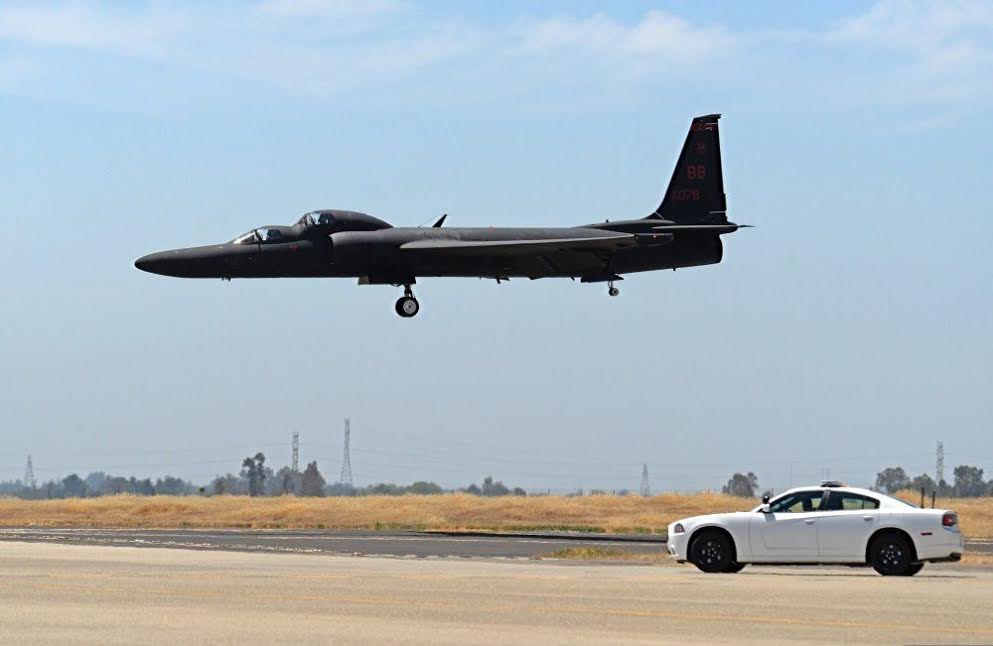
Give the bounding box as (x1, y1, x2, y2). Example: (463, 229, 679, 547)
(0, 1, 989, 122)
(257, 0, 407, 19)
(515, 11, 734, 60)
(814, 0, 993, 115)
(0, 5, 177, 56)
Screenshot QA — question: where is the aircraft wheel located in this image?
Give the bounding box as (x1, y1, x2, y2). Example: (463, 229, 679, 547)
(608, 286, 620, 297)
(395, 296, 420, 318)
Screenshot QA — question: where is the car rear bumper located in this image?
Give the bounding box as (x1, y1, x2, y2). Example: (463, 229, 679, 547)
(915, 528, 965, 561)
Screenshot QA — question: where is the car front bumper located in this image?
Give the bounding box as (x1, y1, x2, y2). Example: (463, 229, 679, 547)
(667, 527, 689, 562)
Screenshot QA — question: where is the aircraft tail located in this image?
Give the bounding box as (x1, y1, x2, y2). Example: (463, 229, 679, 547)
(650, 114, 727, 224)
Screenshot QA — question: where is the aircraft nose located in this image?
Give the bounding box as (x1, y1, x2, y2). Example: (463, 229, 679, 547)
(134, 246, 235, 278)
(134, 252, 168, 274)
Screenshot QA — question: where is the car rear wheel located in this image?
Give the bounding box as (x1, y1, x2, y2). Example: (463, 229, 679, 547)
(901, 563, 924, 576)
(869, 533, 914, 576)
(690, 530, 733, 573)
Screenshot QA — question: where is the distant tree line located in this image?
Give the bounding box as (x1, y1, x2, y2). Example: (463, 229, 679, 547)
(723, 472, 760, 497)
(875, 465, 992, 497)
(0, 471, 199, 499)
(717, 464, 993, 501)
(0, 452, 528, 499)
(210, 455, 529, 498)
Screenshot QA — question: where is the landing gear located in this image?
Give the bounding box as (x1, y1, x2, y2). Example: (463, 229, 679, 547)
(395, 285, 420, 318)
(608, 281, 620, 297)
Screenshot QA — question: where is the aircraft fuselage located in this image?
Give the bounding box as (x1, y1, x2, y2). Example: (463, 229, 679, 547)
(135, 222, 724, 283)
(135, 114, 747, 317)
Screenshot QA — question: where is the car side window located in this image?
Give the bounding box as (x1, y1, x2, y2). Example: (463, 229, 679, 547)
(825, 493, 880, 511)
(769, 491, 824, 513)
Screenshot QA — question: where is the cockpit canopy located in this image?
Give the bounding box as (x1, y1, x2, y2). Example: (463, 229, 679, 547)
(231, 227, 289, 245)
(297, 209, 392, 231)
(296, 212, 333, 227)
(232, 210, 392, 244)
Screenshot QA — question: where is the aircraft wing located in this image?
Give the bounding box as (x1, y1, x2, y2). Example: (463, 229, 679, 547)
(398, 233, 640, 256)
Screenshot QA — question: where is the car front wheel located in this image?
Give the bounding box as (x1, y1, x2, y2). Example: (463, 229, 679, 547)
(869, 533, 914, 576)
(690, 530, 734, 573)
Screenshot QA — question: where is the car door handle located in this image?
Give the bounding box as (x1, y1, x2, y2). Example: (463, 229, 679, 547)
(804, 519, 815, 525)
(863, 516, 873, 521)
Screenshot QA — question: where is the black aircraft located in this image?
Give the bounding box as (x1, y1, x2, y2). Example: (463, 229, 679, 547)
(135, 114, 748, 317)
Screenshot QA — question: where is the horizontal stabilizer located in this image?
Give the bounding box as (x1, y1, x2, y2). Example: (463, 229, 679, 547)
(651, 223, 750, 233)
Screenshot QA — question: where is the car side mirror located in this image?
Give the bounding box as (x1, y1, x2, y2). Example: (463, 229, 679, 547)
(760, 504, 771, 514)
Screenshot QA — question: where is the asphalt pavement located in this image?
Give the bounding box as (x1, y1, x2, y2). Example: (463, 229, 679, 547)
(0, 527, 664, 558)
(0, 527, 989, 558)
(2, 541, 992, 645)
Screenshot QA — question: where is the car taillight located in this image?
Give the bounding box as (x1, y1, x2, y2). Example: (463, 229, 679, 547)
(673, 523, 685, 534)
(942, 512, 957, 527)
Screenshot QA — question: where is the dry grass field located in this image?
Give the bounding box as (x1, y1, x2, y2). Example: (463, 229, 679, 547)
(0, 492, 738, 533)
(0, 491, 990, 538)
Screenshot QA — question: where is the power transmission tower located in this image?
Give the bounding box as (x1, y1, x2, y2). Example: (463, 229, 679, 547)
(339, 418, 353, 487)
(24, 455, 36, 489)
(936, 441, 944, 486)
(291, 432, 300, 473)
(639, 464, 650, 497)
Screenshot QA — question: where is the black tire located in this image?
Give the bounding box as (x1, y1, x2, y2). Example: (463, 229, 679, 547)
(869, 533, 914, 576)
(723, 561, 746, 574)
(690, 530, 734, 573)
(395, 297, 419, 318)
(901, 563, 924, 577)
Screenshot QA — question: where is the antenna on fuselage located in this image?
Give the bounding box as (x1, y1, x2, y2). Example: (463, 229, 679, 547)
(432, 213, 448, 228)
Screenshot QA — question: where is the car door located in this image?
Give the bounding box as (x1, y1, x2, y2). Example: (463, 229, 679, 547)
(748, 490, 823, 560)
(816, 491, 879, 559)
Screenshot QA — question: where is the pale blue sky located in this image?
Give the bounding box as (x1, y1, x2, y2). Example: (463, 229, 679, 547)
(1, 1, 991, 492)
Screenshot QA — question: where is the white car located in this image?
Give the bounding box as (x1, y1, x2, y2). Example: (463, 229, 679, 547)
(667, 483, 964, 576)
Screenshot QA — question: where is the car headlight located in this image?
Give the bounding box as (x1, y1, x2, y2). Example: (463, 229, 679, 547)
(673, 523, 685, 534)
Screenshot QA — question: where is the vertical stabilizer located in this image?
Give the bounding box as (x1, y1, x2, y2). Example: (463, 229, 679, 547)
(651, 114, 727, 224)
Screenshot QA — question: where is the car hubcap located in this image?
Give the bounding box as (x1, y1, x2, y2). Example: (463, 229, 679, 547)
(880, 543, 902, 568)
(699, 540, 723, 564)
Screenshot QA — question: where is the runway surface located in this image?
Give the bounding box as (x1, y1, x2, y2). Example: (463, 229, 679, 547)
(0, 527, 665, 558)
(1, 526, 989, 558)
(2, 540, 992, 645)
